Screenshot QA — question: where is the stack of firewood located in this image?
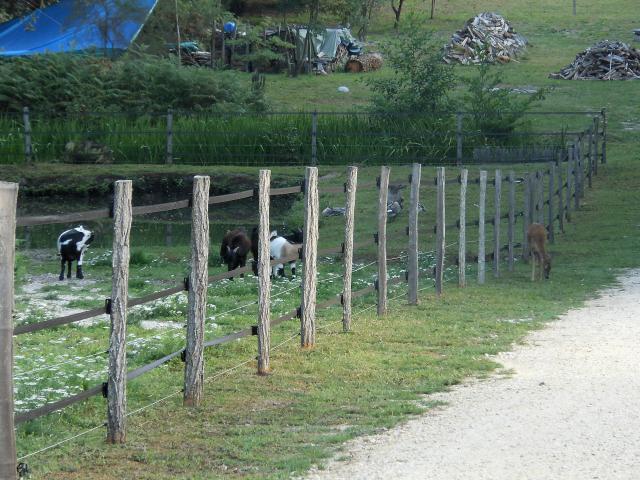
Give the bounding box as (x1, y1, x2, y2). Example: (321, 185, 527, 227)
(549, 41, 640, 80)
(443, 12, 527, 65)
(345, 53, 383, 73)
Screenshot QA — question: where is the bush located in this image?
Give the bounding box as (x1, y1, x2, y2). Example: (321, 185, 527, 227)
(0, 53, 267, 115)
(462, 62, 547, 143)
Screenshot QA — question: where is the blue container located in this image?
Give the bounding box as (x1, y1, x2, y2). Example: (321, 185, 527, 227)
(224, 21, 237, 34)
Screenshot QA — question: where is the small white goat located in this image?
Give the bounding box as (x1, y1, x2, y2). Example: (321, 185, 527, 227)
(269, 230, 301, 277)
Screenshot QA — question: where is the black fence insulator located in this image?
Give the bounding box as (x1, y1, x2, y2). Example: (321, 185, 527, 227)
(433, 176, 438, 186)
(108, 201, 115, 219)
(298, 247, 304, 260)
(408, 173, 413, 183)
(252, 187, 259, 198)
(341, 242, 345, 254)
(183, 277, 190, 291)
(433, 225, 437, 234)
(405, 271, 409, 281)
(251, 325, 258, 336)
(373, 232, 379, 244)
(101, 382, 108, 398)
(406, 226, 410, 236)
(104, 298, 112, 315)
(300, 178, 306, 194)
(340, 294, 344, 305)
(180, 350, 186, 362)
(431, 267, 437, 277)
(343, 182, 347, 193)
(296, 306, 302, 318)
(457, 173, 462, 184)
(187, 193, 193, 208)
(374, 279, 379, 291)
(376, 176, 381, 188)
(17, 462, 30, 479)
(456, 219, 460, 229)
(475, 177, 481, 184)
(454, 256, 459, 266)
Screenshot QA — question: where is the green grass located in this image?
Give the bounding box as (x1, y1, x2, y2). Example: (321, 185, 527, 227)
(5, 0, 640, 477)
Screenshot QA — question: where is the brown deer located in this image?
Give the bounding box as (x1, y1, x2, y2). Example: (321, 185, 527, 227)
(527, 223, 551, 281)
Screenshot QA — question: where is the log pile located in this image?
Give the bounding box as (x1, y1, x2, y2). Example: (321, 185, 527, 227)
(443, 12, 527, 65)
(549, 41, 640, 80)
(345, 53, 383, 73)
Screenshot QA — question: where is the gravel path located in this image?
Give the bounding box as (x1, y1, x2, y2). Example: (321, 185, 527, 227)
(307, 271, 640, 480)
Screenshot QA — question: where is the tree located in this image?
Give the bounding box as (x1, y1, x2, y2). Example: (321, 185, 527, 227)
(390, 0, 405, 28)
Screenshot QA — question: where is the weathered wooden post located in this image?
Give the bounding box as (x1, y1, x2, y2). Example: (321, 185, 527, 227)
(573, 141, 580, 209)
(257, 170, 271, 373)
(301, 167, 319, 346)
(522, 173, 530, 260)
(184, 176, 210, 405)
(537, 171, 544, 224)
(456, 113, 463, 166)
(493, 170, 502, 278)
(587, 127, 593, 188)
(601, 108, 607, 164)
(22, 106, 33, 164)
(408, 163, 421, 304)
(593, 116, 600, 175)
(342, 166, 358, 331)
(557, 163, 565, 233)
(566, 148, 573, 221)
(507, 171, 515, 272)
(107, 180, 132, 444)
(435, 167, 445, 296)
(377, 166, 390, 314)
(0, 182, 18, 480)
(478, 170, 487, 284)
(166, 108, 174, 165)
(458, 169, 468, 287)
(311, 111, 318, 166)
(548, 163, 555, 243)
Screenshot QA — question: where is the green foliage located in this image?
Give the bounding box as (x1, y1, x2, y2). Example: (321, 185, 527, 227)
(463, 62, 548, 142)
(366, 23, 457, 115)
(0, 53, 267, 115)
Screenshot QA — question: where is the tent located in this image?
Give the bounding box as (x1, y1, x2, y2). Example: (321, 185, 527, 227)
(0, 0, 158, 57)
(292, 26, 362, 66)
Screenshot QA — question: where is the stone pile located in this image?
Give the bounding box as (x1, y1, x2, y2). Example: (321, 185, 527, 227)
(443, 12, 527, 65)
(549, 41, 640, 80)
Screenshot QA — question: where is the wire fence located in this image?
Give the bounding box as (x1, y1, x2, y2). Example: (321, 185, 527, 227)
(0, 109, 607, 166)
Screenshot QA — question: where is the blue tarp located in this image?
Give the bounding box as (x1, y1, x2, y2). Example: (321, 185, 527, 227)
(0, 0, 158, 57)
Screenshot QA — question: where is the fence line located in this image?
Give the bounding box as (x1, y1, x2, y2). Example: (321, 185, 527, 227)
(4, 120, 601, 475)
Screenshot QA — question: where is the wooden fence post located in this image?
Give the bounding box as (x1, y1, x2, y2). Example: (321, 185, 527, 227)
(456, 113, 463, 166)
(301, 166, 319, 346)
(557, 162, 565, 233)
(548, 163, 555, 243)
(435, 167, 445, 296)
(342, 166, 358, 331)
(593, 116, 600, 175)
(522, 173, 530, 260)
(184, 176, 210, 405)
(574, 142, 580, 209)
(22, 106, 32, 164)
(408, 163, 421, 304)
(458, 169, 468, 287)
(478, 170, 487, 284)
(566, 149, 573, 221)
(493, 170, 502, 278)
(377, 166, 390, 314)
(587, 127, 593, 188)
(311, 111, 318, 166)
(107, 180, 132, 444)
(166, 108, 174, 165)
(601, 108, 607, 164)
(257, 170, 271, 373)
(0, 182, 18, 480)
(537, 171, 544, 224)
(507, 171, 515, 272)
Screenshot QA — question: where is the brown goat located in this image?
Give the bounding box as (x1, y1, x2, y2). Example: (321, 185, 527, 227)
(527, 223, 551, 281)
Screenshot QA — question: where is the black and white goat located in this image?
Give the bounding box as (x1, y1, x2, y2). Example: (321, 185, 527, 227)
(57, 226, 94, 280)
(220, 228, 252, 276)
(270, 231, 301, 278)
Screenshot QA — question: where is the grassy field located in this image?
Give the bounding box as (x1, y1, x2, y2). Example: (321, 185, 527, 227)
(6, 0, 640, 477)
